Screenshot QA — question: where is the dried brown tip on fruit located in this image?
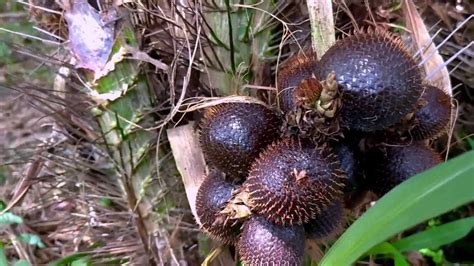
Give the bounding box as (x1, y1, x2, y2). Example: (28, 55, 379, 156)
(318, 27, 423, 132)
(317, 71, 341, 118)
(408, 85, 452, 140)
(277, 51, 319, 113)
(195, 171, 240, 244)
(365, 143, 442, 197)
(199, 102, 282, 178)
(281, 72, 343, 142)
(220, 187, 252, 220)
(292, 77, 323, 109)
(237, 216, 305, 266)
(244, 138, 346, 225)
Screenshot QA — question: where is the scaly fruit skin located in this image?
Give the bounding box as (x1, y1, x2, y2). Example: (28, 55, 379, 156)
(318, 28, 423, 132)
(304, 201, 344, 241)
(365, 143, 442, 197)
(237, 216, 305, 266)
(195, 171, 240, 244)
(199, 102, 282, 178)
(277, 51, 319, 113)
(333, 142, 361, 193)
(244, 139, 346, 225)
(408, 85, 452, 140)
(331, 138, 371, 210)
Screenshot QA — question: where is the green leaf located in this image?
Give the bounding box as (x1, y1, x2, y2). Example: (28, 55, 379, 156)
(0, 247, 8, 266)
(466, 137, 474, 150)
(419, 248, 445, 264)
(0, 212, 23, 225)
(0, 42, 12, 58)
(71, 258, 90, 266)
(47, 253, 90, 266)
(393, 217, 474, 252)
(14, 260, 31, 266)
(99, 198, 112, 208)
(320, 150, 474, 266)
(366, 242, 409, 266)
(18, 233, 46, 249)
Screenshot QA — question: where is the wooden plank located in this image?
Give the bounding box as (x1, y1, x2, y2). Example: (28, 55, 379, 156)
(167, 123, 206, 223)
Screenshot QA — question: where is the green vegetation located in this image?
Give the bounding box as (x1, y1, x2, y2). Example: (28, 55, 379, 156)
(321, 150, 474, 265)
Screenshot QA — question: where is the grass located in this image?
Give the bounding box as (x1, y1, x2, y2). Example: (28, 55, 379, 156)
(0, 3, 54, 87)
(321, 150, 474, 265)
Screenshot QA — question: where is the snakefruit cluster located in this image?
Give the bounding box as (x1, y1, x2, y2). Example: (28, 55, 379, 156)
(194, 28, 450, 265)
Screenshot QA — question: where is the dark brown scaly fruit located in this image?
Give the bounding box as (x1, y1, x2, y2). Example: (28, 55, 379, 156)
(318, 28, 423, 132)
(199, 102, 282, 178)
(237, 215, 305, 266)
(331, 139, 371, 209)
(277, 51, 320, 113)
(244, 138, 346, 225)
(365, 143, 442, 197)
(408, 85, 452, 140)
(304, 201, 344, 241)
(195, 171, 240, 244)
(332, 142, 369, 209)
(333, 142, 360, 193)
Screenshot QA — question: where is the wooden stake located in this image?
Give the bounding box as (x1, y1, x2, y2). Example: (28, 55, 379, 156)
(167, 123, 206, 223)
(306, 0, 336, 57)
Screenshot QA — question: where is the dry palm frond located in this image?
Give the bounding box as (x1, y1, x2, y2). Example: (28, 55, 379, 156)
(3, 2, 182, 265)
(0, 82, 149, 264)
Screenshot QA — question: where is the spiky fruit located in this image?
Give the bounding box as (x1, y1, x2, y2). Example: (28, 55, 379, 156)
(237, 216, 305, 266)
(318, 28, 423, 131)
(408, 85, 452, 140)
(365, 143, 442, 197)
(244, 139, 346, 225)
(304, 202, 344, 241)
(199, 102, 282, 178)
(277, 51, 319, 113)
(195, 171, 240, 244)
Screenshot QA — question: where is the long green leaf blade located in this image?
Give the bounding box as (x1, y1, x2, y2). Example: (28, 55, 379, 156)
(393, 217, 474, 252)
(320, 150, 474, 265)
